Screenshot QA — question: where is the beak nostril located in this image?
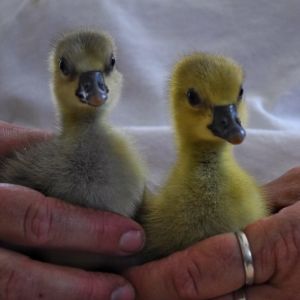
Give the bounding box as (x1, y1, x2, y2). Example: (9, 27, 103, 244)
(98, 82, 109, 94)
(76, 90, 86, 99)
(221, 118, 229, 128)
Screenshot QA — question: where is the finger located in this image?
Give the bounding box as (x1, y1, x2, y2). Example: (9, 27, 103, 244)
(0, 184, 145, 255)
(211, 285, 285, 300)
(263, 167, 300, 210)
(211, 294, 232, 300)
(247, 201, 300, 286)
(126, 202, 300, 300)
(0, 247, 135, 300)
(246, 284, 286, 300)
(0, 121, 51, 156)
(126, 233, 245, 300)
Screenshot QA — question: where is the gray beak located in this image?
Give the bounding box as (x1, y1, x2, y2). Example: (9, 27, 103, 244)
(207, 104, 246, 145)
(76, 71, 109, 107)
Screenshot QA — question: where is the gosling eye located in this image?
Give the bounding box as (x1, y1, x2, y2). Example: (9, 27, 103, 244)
(59, 57, 72, 76)
(110, 54, 116, 68)
(105, 53, 116, 74)
(186, 88, 202, 107)
(238, 86, 244, 102)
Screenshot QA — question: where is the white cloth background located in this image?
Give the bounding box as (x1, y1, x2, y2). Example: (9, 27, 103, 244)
(0, 0, 299, 188)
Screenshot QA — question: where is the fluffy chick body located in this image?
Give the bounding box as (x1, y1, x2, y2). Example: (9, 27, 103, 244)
(0, 30, 145, 218)
(1, 124, 144, 216)
(139, 53, 268, 260)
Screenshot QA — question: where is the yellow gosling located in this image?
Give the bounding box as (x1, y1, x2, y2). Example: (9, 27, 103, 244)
(139, 53, 268, 260)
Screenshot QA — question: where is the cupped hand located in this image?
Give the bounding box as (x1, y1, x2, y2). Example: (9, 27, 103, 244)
(263, 167, 300, 212)
(125, 199, 300, 300)
(0, 121, 145, 300)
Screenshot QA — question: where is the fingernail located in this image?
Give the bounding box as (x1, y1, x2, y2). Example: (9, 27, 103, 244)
(111, 285, 135, 300)
(119, 230, 145, 253)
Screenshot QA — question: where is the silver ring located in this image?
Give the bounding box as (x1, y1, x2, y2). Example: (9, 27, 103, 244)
(234, 287, 247, 300)
(235, 231, 254, 285)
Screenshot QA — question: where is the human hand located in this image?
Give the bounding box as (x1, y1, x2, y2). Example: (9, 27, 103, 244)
(125, 201, 300, 300)
(0, 121, 52, 156)
(0, 121, 144, 300)
(263, 167, 300, 212)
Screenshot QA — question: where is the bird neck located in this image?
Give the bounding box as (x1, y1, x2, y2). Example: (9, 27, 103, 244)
(176, 140, 234, 171)
(57, 106, 107, 136)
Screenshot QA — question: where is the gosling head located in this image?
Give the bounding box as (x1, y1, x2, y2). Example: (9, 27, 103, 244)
(170, 52, 246, 146)
(50, 30, 122, 120)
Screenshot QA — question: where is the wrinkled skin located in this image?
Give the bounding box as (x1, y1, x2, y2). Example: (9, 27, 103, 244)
(124, 170, 300, 299)
(0, 121, 145, 300)
(1, 121, 300, 300)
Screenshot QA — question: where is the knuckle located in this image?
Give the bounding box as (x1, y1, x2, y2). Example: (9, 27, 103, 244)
(275, 220, 300, 270)
(93, 211, 113, 245)
(23, 197, 54, 246)
(288, 166, 300, 176)
(1, 269, 17, 299)
(78, 276, 95, 300)
(172, 257, 203, 300)
(0, 260, 27, 300)
(77, 272, 105, 300)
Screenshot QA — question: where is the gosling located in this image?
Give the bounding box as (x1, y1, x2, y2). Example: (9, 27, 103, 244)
(139, 52, 268, 260)
(0, 30, 145, 218)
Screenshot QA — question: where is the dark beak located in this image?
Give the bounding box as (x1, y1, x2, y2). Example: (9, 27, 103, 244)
(75, 71, 109, 107)
(207, 104, 246, 144)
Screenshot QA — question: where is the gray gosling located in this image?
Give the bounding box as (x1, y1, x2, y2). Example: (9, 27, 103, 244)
(0, 30, 145, 218)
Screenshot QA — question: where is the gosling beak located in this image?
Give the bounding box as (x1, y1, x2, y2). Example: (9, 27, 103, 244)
(75, 71, 109, 107)
(207, 104, 246, 144)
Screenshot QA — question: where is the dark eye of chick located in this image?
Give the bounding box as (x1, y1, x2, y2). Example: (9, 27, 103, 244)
(105, 54, 116, 74)
(59, 57, 72, 76)
(238, 86, 244, 101)
(186, 88, 202, 107)
(111, 54, 116, 68)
